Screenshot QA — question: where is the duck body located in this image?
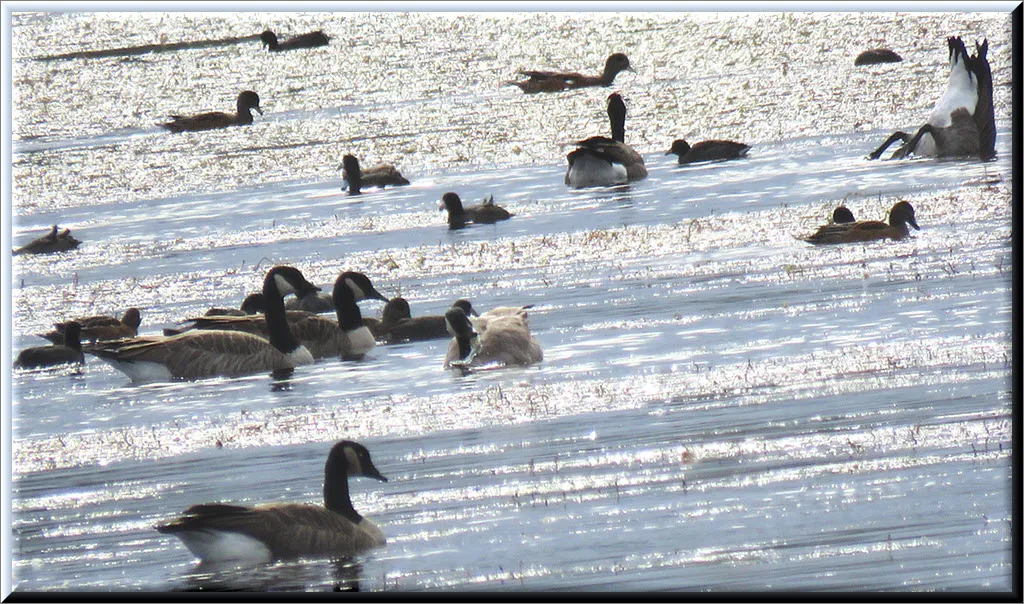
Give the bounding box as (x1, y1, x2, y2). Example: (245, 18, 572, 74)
(86, 266, 319, 382)
(444, 305, 542, 370)
(509, 53, 632, 94)
(41, 308, 142, 344)
(340, 155, 409, 195)
(854, 48, 903, 66)
(261, 29, 329, 52)
(666, 139, 751, 164)
(16, 322, 85, 369)
(440, 193, 512, 229)
(157, 440, 387, 564)
(371, 298, 477, 344)
(803, 201, 920, 245)
(13, 225, 81, 256)
(565, 93, 647, 187)
(161, 91, 263, 133)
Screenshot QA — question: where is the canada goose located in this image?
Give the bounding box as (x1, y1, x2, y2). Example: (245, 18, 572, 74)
(15, 321, 85, 369)
(444, 305, 542, 370)
(666, 139, 751, 164)
(86, 266, 319, 381)
(260, 29, 330, 52)
(13, 224, 81, 256)
(174, 272, 385, 360)
(339, 155, 410, 195)
(160, 91, 263, 133)
(285, 271, 389, 313)
(565, 93, 647, 188)
(440, 193, 513, 230)
(854, 48, 903, 66)
(205, 293, 266, 317)
(471, 304, 533, 333)
(371, 298, 478, 344)
(157, 440, 387, 564)
(831, 207, 856, 224)
(802, 201, 919, 245)
(508, 53, 633, 94)
(40, 308, 142, 344)
(869, 37, 995, 161)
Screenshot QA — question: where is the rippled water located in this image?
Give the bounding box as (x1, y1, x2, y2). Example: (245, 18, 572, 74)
(6, 9, 1016, 594)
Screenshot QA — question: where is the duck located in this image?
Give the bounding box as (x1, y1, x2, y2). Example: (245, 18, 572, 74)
(508, 53, 633, 94)
(260, 29, 330, 52)
(160, 90, 263, 133)
(854, 48, 903, 66)
(439, 193, 513, 230)
(173, 271, 385, 360)
(284, 271, 388, 314)
(444, 304, 542, 370)
(831, 206, 856, 224)
(666, 139, 751, 165)
(339, 155, 410, 196)
(204, 293, 266, 317)
(15, 321, 85, 369)
(565, 92, 647, 188)
(85, 266, 320, 382)
(13, 225, 81, 256)
(156, 440, 387, 565)
(802, 201, 919, 245)
(371, 298, 478, 344)
(40, 308, 142, 344)
(869, 37, 995, 161)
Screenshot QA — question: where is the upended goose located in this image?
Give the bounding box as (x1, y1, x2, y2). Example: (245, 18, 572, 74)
(174, 271, 387, 360)
(340, 155, 410, 196)
(260, 29, 330, 52)
(86, 266, 319, 382)
(565, 93, 647, 188)
(801, 201, 919, 245)
(869, 37, 995, 161)
(508, 53, 633, 94)
(160, 91, 263, 133)
(41, 308, 142, 344)
(15, 321, 85, 369)
(444, 304, 542, 370)
(157, 440, 387, 565)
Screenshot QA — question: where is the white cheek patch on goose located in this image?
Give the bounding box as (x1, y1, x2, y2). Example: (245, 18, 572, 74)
(345, 278, 367, 301)
(274, 274, 297, 297)
(344, 446, 362, 475)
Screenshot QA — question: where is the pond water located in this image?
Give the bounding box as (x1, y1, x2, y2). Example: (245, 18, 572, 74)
(5, 8, 1015, 594)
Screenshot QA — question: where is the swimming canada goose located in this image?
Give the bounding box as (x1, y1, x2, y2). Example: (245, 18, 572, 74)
(86, 266, 319, 382)
(508, 53, 633, 94)
(802, 201, 919, 245)
(869, 37, 995, 161)
(831, 206, 856, 224)
(40, 308, 142, 344)
(854, 48, 903, 66)
(370, 298, 478, 344)
(284, 271, 389, 313)
(173, 272, 385, 360)
(205, 293, 266, 317)
(470, 304, 533, 333)
(160, 91, 263, 133)
(439, 193, 513, 229)
(444, 305, 542, 370)
(666, 139, 751, 164)
(15, 321, 85, 369)
(339, 155, 410, 195)
(13, 224, 81, 256)
(565, 93, 647, 188)
(157, 440, 387, 564)
(260, 29, 330, 52)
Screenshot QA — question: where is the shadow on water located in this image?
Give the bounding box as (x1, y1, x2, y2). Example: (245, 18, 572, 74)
(34, 33, 262, 61)
(175, 559, 363, 592)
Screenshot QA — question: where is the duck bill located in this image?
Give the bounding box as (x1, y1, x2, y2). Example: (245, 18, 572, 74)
(908, 217, 920, 230)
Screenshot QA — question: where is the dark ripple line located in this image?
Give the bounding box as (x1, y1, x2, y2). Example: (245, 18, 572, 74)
(33, 34, 261, 61)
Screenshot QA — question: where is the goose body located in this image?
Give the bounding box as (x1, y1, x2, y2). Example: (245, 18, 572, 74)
(509, 53, 633, 94)
(13, 225, 81, 256)
(86, 266, 318, 381)
(444, 305, 542, 370)
(260, 29, 329, 52)
(41, 308, 141, 344)
(440, 193, 513, 229)
(157, 440, 387, 564)
(340, 155, 409, 195)
(160, 91, 263, 133)
(666, 139, 751, 165)
(870, 37, 994, 161)
(566, 93, 647, 187)
(802, 201, 919, 245)
(16, 322, 85, 369)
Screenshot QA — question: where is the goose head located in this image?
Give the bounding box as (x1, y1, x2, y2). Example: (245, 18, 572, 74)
(603, 53, 633, 81)
(237, 90, 264, 117)
(666, 139, 691, 157)
(336, 271, 389, 304)
(324, 440, 388, 515)
(888, 201, 920, 231)
(265, 266, 320, 299)
(340, 154, 362, 195)
(439, 192, 465, 215)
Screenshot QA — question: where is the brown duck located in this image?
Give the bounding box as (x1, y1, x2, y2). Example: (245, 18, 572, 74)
(160, 91, 263, 133)
(509, 53, 632, 94)
(802, 201, 919, 245)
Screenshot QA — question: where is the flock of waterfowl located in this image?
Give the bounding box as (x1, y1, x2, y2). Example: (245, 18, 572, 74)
(12, 28, 998, 567)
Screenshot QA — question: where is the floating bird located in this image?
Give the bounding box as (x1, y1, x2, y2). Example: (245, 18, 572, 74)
(157, 440, 387, 565)
(444, 304, 542, 370)
(565, 93, 647, 188)
(508, 53, 633, 94)
(439, 193, 513, 229)
(285, 271, 389, 314)
(666, 139, 751, 165)
(370, 298, 478, 344)
(339, 155, 410, 196)
(869, 37, 995, 161)
(13, 225, 81, 256)
(802, 201, 919, 245)
(16, 321, 85, 369)
(854, 48, 903, 66)
(40, 308, 141, 344)
(160, 91, 263, 133)
(260, 29, 330, 52)
(86, 266, 319, 381)
(204, 293, 266, 317)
